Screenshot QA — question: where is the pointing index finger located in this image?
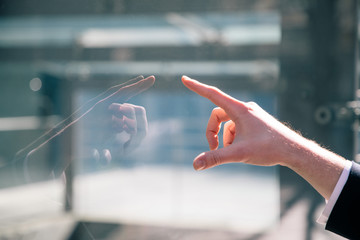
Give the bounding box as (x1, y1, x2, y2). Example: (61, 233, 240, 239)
(181, 76, 246, 118)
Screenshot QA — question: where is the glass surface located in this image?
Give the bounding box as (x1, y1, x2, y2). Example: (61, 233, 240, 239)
(72, 86, 279, 234)
(0, 1, 300, 239)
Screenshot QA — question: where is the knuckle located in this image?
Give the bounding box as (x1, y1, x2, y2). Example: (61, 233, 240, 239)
(206, 131, 218, 149)
(108, 103, 120, 111)
(129, 106, 136, 114)
(224, 120, 232, 128)
(247, 101, 258, 108)
(211, 107, 222, 115)
(134, 105, 146, 114)
(205, 131, 212, 140)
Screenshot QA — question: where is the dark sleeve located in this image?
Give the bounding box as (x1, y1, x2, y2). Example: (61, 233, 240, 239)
(325, 162, 360, 239)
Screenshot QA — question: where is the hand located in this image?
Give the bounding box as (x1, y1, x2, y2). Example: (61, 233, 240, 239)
(182, 75, 302, 170)
(182, 75, 347, 199)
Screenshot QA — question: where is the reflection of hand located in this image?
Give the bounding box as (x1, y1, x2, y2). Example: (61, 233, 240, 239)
(109, 103, 148, 151)
(93, 103, 148, 165)
(80, 77, 153, 166)
(17, 75, 155, 181)
(182, 75, 346, 199)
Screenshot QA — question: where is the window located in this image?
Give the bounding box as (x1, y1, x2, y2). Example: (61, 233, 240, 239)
(1, 1, 354, 239)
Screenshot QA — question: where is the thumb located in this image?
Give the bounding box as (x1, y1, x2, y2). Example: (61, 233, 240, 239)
(193, 145, 243, 170)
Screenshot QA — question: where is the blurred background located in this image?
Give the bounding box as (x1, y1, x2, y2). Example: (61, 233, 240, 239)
(0, 0, 358, 239)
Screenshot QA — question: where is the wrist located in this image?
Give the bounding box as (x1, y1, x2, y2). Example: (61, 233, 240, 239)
(280, 135, 347, 199)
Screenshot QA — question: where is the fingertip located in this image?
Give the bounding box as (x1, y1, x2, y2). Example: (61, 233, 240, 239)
(181, 75, 190, 84)
(193, 152, 206, 171)
(181, 75, 189, 80)
(182, 75, 202, 92)
(182, 75, 197, 83)
(145, 75, 156, 85)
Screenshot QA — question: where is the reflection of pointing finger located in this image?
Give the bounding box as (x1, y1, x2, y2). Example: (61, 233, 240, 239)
(111, 75, 155, 104)
(181, 76, 247, 119)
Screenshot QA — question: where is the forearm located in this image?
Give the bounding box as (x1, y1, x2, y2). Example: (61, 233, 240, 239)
(282, 135, 347, 200)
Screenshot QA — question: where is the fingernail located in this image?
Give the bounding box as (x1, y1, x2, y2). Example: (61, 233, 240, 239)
(182, 75, 189, 81)
(194, 159, 206, 171)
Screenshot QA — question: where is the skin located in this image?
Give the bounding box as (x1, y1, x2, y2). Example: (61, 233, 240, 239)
(181, 75, 347, 200)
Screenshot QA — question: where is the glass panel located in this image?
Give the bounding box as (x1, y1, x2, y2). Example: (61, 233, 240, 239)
(72, 85, 279, 234)
(0, 1, 284, 239)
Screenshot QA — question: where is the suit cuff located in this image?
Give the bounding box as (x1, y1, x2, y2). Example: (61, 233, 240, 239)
(317, 160, 352, 225)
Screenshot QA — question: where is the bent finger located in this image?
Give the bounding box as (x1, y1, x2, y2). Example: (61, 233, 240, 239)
(223, 120, 236, 147)
(125, 104, 148, 138)
(122, 104, 148, 153)
(109, 103, 136, 119)
(123, 116, 137, 135)
(111, 115, 125, 132)
(102, 76, 155, 107)
(206, 107, 230, 150)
